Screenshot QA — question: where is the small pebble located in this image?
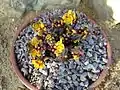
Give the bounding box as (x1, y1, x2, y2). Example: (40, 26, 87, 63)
(86, 52, 92, 57)
(77, 86, 83, 90)
(80, 82, 84, 86)
(21, 68, 28, 76)
(102, 58, 108, 63)
(88, 38, 94, 45)
(63, 85, 68, 90)
(72, 74, 77, 81)
(99, 42, 103, 47)
(84, 80, 89, 87)
(39, 69, 48, 76)
(74, 81, 79, 86)
(84, 60, 89, 65)
(80, 75, 87, 81)
(67, 76, 71, 81)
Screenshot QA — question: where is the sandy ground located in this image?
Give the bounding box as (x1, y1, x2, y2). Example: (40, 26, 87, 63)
(0, 0, 120, 90)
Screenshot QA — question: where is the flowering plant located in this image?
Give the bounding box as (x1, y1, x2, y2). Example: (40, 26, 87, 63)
(28, 10, 88, 69)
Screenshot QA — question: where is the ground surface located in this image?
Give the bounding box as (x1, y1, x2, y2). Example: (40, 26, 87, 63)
(0, 0, 120, 90)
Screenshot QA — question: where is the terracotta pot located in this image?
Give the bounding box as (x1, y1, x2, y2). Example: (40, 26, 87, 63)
(10, 11, 112, 90)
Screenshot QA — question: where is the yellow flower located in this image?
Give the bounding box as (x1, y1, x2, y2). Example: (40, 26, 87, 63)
(32, 20, 45, 31)
(54, 37, 65, 56)
(30, 49, 41, 59)
(30, 37, 41, 48)
(32, 20, 46, 36)
(82, 30, 88, 39)
(73, 54, 80, 60)
(32, 60, 45, 69)
(66, 28, 71, 34)
(74, 39, 79, 43)
(46, 34, 52, 41)
(62, 10, 76, 25)
(72, 29, 77, 33)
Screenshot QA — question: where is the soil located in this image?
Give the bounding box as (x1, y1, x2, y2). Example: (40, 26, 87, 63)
(0, 0, 120, 90)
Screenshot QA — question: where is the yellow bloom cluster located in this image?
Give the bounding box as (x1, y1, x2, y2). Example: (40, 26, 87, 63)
(54, 37, 65, 56)
(28, 10, 83, 69)
(32, 60, 45, 69)
(29, 48, 45, 69)
(72, 29, 77, 34)
(29, 37, 44, 69)
(62, 10, 76, 25)
(46, 34, 53, 41)
(32, 20, 46, 36)
(30, 49, 41, 59)
(73, 54, 79, 60)
(30, 37, 42, 48)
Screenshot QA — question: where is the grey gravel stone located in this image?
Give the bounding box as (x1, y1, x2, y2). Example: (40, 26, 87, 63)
(59, 67, 65, 73)
(104, 42, 107, 46)
(67, 76, 71, 81)
(71, 69, 77, 74)
(73, 81, 79, 86)
(69, 83, 74, 87)
(79, 69, 84, 74)
(80, 75, 87, 81)
(83, 64, 94, 71)
(92, 74, 99, 81)
(44, 80, 48, 88)
(69, 80, 73, 84)
(102, 58, 108, 63)
(84, 80, 89, 87)
(28, 67, 33, 74)
(84, 60, 89, 65)
(99, 42, 103, 47)
(88, 38, 94, 45)
(92, 69, 100, 73)
(63, 85, 68, 90)
(59, 79, 67, 84)
(99, 64, 105, 70)
(86, 51, 92, 57)
(55, 85, 62, 90)
(21, 68, 28, 76)
(80, 82, 84, 86)
(46, 63, 51, 68)
(39, 69, 48, 76)
(69, 61, 74, 69)
(77, 86, 83, 90)
(72, 74, 77, 81)
(87, 72, 93, 78)
(67, 70, 72, 75)
(98, 49, 104, 54)
(95, 45, 100, 50)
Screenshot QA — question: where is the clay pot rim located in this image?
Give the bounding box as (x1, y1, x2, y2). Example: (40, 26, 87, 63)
(10, 12, 112, 90)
